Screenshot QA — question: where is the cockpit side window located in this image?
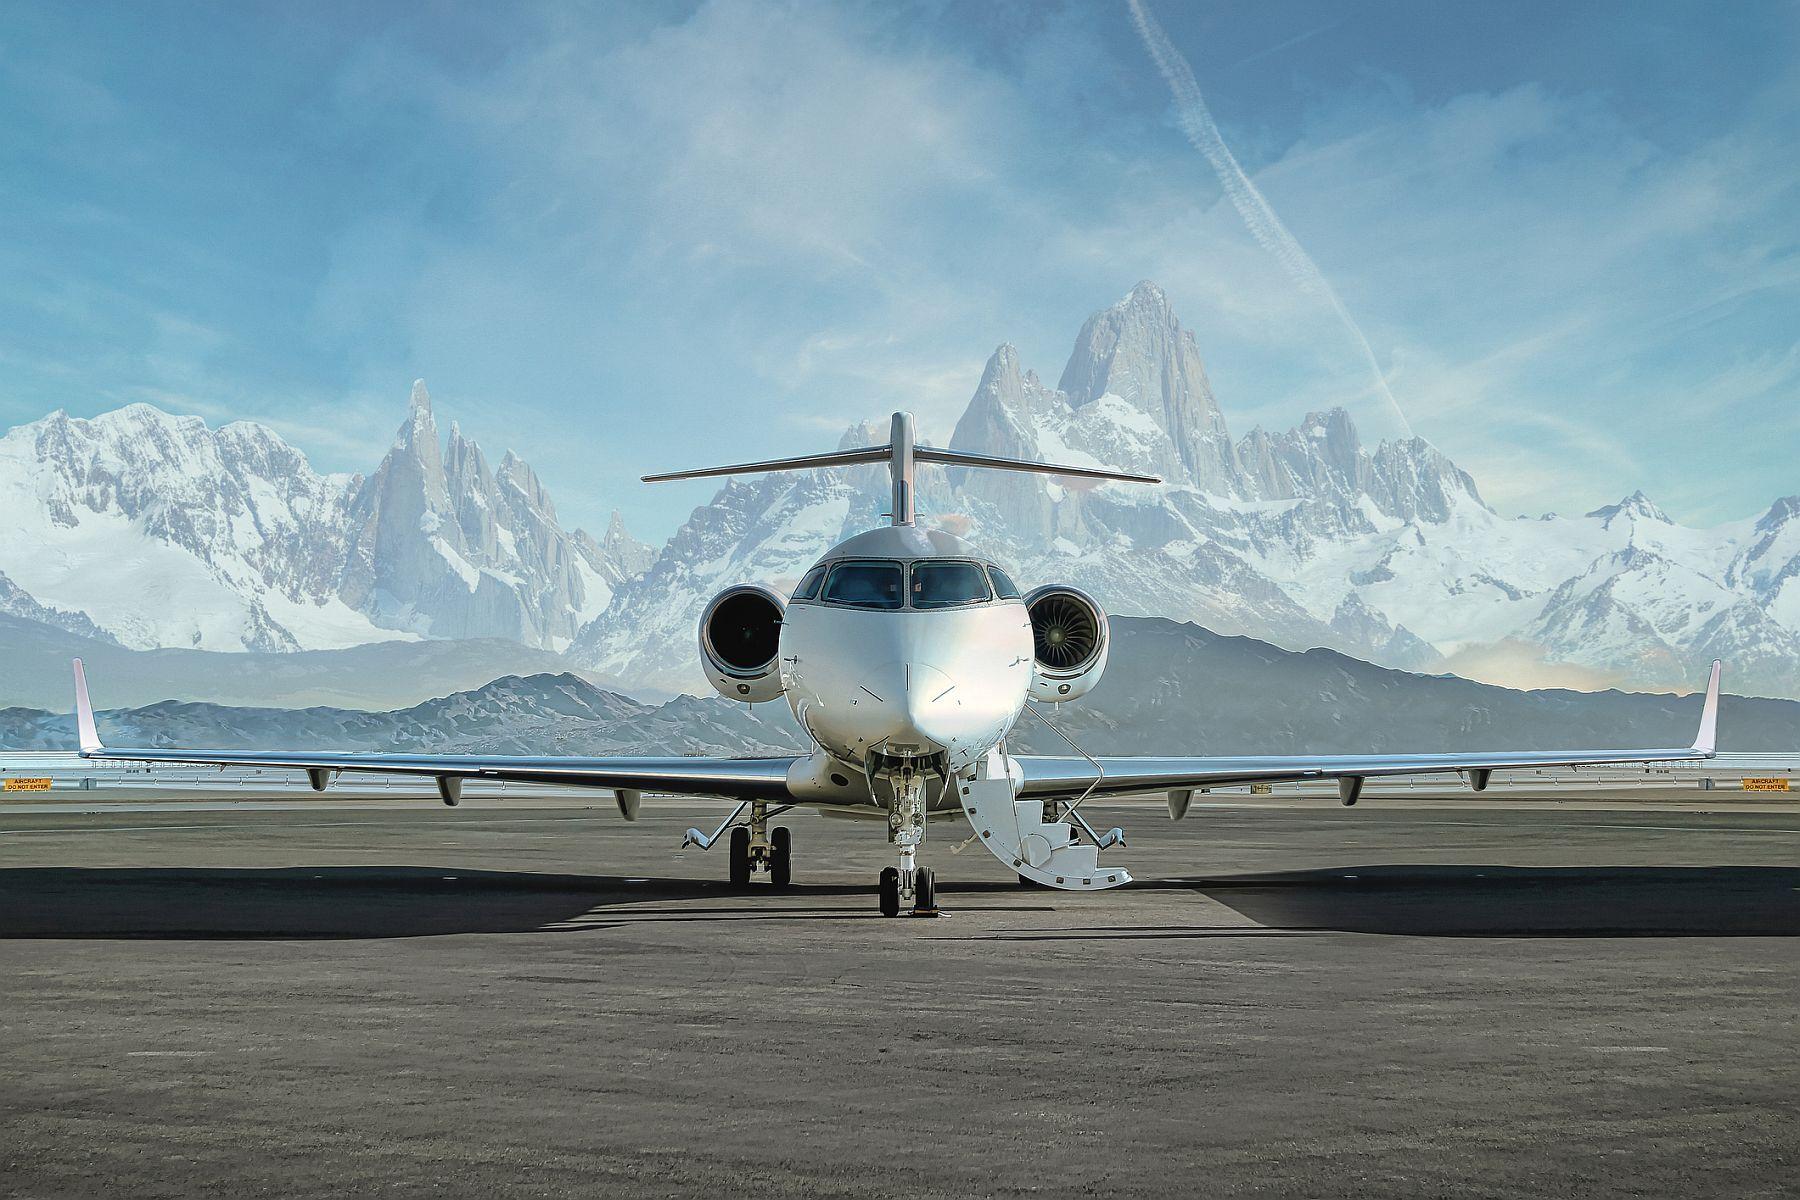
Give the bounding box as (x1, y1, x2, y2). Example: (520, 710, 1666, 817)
(986, 565, 1022, 600)
(822, 560, 905, 610)
(792, 564, 828, 602)
(910, 561, 993, 609)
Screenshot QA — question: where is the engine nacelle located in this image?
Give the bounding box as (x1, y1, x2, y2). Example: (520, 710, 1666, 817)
(699, 584, 786, 703)
(1025, 584, 1108, 703)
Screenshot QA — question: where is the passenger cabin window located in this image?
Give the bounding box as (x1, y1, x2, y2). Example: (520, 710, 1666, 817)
(986, 565, 1022, 600)
(792, 564, 828, 601)
(910, 561, 993, 609)
(822, 560, 904, 610)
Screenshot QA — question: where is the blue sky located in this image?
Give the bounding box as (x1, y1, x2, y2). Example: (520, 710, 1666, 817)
(2, 0, 1796, 540)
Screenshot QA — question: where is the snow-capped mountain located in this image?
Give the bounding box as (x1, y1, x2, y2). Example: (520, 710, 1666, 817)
(337, 381, 639, 648)
(0, 382, 651, 653)
(5, 283, 1795, 701)
(574, 282, 1800, 700)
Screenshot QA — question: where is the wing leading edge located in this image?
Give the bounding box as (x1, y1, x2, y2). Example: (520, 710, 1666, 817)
(70, 659, 799, 802)
(1016, 661, 1723, 805)
(69, 659, 1725, 808)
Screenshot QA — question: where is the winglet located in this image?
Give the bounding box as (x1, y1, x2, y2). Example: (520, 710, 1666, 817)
(72, 657, 103, 755)
(1692, 660, 1722, 756)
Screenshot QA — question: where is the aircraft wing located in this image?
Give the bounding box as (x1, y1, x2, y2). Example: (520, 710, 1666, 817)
(1014, 661, 1722, 806)
(69, 660, 799, 803)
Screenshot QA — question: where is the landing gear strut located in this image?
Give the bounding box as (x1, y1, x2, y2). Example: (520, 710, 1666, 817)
(879, 768, 939, 917)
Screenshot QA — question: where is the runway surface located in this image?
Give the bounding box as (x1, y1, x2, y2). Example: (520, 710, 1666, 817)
(4, 795, 1798, 1198)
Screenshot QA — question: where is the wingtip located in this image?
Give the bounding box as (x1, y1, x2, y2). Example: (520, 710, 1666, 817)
(72, 657, 102, 755)
(1692, 659, 1722, 756)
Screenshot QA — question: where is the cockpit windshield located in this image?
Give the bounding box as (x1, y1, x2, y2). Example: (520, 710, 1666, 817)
(821, 560, 905, 610)
(909, 561, 992, 609)
(799, 558, 1023, 610)
(792, 564, 828, 601)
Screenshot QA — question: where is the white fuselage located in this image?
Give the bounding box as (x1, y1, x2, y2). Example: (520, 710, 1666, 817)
(775, 526, 1034, 779)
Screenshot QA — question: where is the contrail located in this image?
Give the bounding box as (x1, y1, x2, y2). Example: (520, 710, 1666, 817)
(1125, 0, 1415, 440)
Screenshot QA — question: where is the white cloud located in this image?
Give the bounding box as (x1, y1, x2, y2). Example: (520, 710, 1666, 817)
(289, 2, 1800, 535)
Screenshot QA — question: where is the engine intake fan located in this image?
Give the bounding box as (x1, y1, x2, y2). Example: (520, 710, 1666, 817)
(700, 584, 786, 703)
(1025, 585, 1108, 702)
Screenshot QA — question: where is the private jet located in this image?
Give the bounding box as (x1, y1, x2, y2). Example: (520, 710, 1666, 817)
(71, 413, 1723, 916)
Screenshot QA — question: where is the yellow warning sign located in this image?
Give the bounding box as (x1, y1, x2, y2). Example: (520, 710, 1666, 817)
(1741, 778, 1791, 792)
(2, 777, 53, 792)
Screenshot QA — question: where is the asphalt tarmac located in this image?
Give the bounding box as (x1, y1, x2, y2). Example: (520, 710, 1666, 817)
(3, 795, 1798, 1198)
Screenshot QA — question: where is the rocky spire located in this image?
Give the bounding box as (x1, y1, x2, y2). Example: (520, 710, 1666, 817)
(601, 511, 657, 577)
(1055, 281, 1241, 490)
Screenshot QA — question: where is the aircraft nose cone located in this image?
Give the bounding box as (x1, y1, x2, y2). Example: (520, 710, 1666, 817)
(870, 660, 960, 753)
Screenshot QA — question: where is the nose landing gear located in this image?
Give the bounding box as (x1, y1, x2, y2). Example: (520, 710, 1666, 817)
(880, 769, 939, 917)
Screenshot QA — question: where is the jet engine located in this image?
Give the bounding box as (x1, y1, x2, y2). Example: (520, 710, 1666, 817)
(1025, 584, 1108, 703)
(700, 584, 787, 702)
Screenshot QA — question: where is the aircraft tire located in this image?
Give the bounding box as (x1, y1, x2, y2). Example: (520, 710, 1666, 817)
(729, 826, 752, 887)
(878, 867, 900, 917)
(770, 826, 792, 887)
(914, 866, 937, 915)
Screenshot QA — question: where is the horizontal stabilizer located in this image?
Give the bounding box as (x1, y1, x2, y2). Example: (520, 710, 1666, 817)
(643, 411, 1157, 526)
(914, 446, 1158, 484)
(642, 445, 889, 484)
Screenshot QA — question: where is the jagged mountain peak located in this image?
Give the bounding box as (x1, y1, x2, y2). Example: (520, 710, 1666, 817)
(1756, 496, 1800, 530)
(1052, 281, 1239, 490)
(1120, 279, 1170, 314)
(1587, 490, 1671, 526)
(0, 382, 652, 656)
(984, 342, 1022, 373)
(837, 419, 887, 450)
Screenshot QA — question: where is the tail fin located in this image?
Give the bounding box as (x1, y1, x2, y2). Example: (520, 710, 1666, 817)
(72, 657, 103, 755)
(1692, 660, 1722, 755)
(643, 411, 1158, 526)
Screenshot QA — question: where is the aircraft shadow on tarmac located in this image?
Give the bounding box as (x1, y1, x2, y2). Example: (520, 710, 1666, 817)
(1166, 864, 1800, 939)
(0, 866, 862, 940)
(1, 863, 1798, 939)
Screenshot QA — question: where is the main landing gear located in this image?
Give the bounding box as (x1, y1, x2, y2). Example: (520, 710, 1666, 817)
(684, 801, 792, 888)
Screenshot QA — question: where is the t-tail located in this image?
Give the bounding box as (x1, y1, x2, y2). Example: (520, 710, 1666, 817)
(642, 411, 1160, 525)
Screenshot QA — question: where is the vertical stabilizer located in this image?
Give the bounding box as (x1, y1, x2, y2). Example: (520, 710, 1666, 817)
(888, 411, 916, 526)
